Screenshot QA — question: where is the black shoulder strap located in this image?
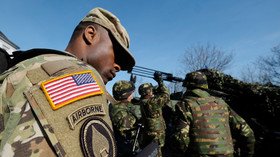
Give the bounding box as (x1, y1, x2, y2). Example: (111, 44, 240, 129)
(1, 48, 71, 74)
(0, 48, 12, 74)
(10, 48, 70, 67)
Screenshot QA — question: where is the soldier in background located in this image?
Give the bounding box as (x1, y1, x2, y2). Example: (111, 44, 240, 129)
(110, 80, 141, 157)
(138, 72, 170, 156)
(0, 7, 135, 157)
(171, 71, 255, 157)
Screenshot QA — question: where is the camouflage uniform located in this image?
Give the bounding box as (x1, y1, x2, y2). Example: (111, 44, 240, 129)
(172, 71, 255, 157)
(0, 7, 135, 157)
(0, 51, 117, 157)
(110, 80, 138, 157)
(139, 80, 170, 149)
(197, 68, 280, 157)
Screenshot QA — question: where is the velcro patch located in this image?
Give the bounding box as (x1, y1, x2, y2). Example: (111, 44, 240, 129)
(80, 117, 117, 157)
(41, 70, 103, 110)
(67, 104, 106, 130)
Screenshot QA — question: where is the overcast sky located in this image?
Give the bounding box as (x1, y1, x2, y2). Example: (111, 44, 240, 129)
(1, 0, 280, 93)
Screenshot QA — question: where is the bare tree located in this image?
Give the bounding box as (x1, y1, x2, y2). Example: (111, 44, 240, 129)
(181, 43, 234, 72)
(240, 44, 280, 86)
(256, 44, 280, 85)
(240, 64, 257, 83)
(240, 64, 267, 84)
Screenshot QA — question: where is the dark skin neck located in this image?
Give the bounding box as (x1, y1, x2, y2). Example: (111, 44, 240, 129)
(65, 25, 97, 61)
(65, 37, 85, 60)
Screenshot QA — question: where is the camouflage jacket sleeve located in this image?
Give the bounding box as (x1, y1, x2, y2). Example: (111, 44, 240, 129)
(171, 100, 193, 153)
(229, 107, 255, 157)
(110, 102, 137, 136)
(148, 81, 170, 109)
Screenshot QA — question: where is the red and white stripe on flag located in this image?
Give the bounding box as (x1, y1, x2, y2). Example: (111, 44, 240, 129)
(41, 70, 103, 110)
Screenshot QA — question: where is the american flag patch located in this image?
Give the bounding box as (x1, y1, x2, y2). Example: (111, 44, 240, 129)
(41, 70, 103, 110)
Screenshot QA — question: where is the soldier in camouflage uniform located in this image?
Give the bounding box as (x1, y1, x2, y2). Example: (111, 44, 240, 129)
(138, 72, 170, 156)
(0, 7, 135, 157)
(110, 80, 140, 157)
(171, 71, 255, 157)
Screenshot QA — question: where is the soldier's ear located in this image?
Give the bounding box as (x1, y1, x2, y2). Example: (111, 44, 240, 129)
(83, 25, 97, 45)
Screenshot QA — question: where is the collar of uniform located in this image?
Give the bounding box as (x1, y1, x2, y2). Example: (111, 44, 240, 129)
(186, 89, 210, 98)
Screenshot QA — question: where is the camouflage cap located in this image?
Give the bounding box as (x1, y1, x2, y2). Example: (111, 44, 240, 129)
(113, 80, 135, 100)
(183, 71, 209, 89)
(81, 7, 135, 70)
(138, 83, 153, 96)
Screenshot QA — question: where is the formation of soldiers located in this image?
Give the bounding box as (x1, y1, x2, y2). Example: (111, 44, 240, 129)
(110, 71, 255, 157)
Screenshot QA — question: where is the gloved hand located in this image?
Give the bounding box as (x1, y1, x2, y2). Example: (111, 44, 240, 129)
(130, 74, 137, 84)
(154, 71, 163, 83)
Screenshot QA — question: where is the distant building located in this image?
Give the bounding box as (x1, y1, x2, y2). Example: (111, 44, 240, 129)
(0, 31, 20, 55)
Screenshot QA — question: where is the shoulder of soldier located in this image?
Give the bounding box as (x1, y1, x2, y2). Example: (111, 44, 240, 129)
(5, 51, 102, 88)
(111, 102, 128, 109)
(128, 103, 141, 112)
(0, 50, 115, 156)
(110, 103, 129, 115)
(5, 49, 76, 73)
(209, 95, 230, 108)
(191, 89, 210, 98)
(148, 97, 166, 107)
(154, 90, 170, 102)
(126, 102, 134, 107)
(110, 105, 135, 124)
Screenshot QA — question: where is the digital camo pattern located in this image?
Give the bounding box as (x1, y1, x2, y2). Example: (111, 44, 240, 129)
(140, 82, 170, 148)
(172, 88, 255, 157)
(109, 101, 137, 157)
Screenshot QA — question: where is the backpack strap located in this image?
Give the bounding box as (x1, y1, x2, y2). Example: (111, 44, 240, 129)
(10, 48, 73, 67)
(0, 48, 12, 74)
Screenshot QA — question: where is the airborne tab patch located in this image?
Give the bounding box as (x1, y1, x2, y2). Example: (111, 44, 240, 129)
(67, 104, 106, 130)
(41, 70, 103, 110)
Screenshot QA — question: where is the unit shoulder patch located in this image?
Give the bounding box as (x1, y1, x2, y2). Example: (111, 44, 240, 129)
(80, 117, 117, 157)
(41, 70, 103, 110)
